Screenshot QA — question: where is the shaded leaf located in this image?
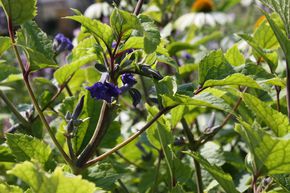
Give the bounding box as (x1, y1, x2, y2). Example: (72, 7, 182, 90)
(0, 36, 10, 56)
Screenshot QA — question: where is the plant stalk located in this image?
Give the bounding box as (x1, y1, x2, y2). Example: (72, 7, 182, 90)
(0, 90, 31, 129)
(7, 17, 73, 167)
(83, 105, 177, 168)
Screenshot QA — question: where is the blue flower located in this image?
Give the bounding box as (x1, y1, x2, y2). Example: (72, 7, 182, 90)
(86, 82, 121, 103)
(121, 73, 137, 87)
(53, 33, 73, 53)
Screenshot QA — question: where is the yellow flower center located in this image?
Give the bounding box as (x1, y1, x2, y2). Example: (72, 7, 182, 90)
(192, 0, 214, 12)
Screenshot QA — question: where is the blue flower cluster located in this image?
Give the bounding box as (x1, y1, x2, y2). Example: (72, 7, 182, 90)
(53, 33, 73, 53)
(86, 73, 136, 103)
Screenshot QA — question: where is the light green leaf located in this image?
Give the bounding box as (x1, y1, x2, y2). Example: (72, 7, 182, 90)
(185, 152, 239, 193)
(110, 8, 141, 36)
(0, 145, 15, 162)
(67, 15, 113, 47)
(54, 54, 97, 85)
(235, 122, 290, 175)
(259, 0, 290, 35)
(119, 36, 168, 56)
(199, 49, 234, 85)
(162, 92, 231, 112)
(243, 93, 290, 137)
(0, 36, 10, 56)
(225, 44, 245, 66)
(139, 15, 161, 54)
(203, 73, 261, 89)
(239, 33, 278, 72)
(170, 105, 185, 128)
(6, 133, 52, 165)
(0, 184, 23, 193)
(0, 0, 37, 25)
(8, 161, 96, 193)
(16, 21, 57, 71)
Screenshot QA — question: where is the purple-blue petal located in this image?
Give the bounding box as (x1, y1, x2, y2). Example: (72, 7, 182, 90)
(86, 82, 121, 103)
(121, 73, 137, 87)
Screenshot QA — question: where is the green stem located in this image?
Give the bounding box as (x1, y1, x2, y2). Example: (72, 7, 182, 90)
(7, 17, 73, 167)
(0, 90, 31, 129)
(181, 118, 203, 193)
(117, 179, 130, 193)
(83, 105, 177, 168)
(76, 102, 111, 167)
(151, 150, 162, 193)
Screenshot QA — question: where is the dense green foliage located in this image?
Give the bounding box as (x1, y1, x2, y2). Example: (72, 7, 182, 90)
(0, 0, 290, 192)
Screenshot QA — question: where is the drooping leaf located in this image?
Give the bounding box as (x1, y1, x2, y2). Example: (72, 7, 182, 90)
(199, 49, 234, 86)
(243, 93, 290, 137)
(0, 0, 37, 25)
(0, 36, 10, 56)
(225, 44, 245, 66)
(6, 133, 52, 165)
(67, 15, 113, 47)
(185, 152, 239, 193)
(8, 161, 96, 193)
(16, 21, 57, 71)
(235, 122, 290, 175)
(203, 73, 261, 89)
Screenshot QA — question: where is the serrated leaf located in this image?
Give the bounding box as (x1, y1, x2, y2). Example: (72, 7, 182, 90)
(225, 44, 245, 66)
(6, 133, 52, 165)
(273, 174, 290, 192)
(243, 93, 290, 137)
(110, 8, 141, 36)
(0, 36, 10, 56)
(67, 15, 113, 47)
(0, 184, 23, 193)
(8, 161, 96, 193)
(203, 73, 261, 89)
(139, 15, 161, 54)
(185, 152, 239, 193)
(16, 21, 57, 71)
(235, 122, 290, 175)
(199, 49, 234, 85)
(0, 0, 37, 25)
(239, 33, 278, 72)
(0, 145, 15, 162)
(162, 92, 231, 112)
(54, 54, 97, 85)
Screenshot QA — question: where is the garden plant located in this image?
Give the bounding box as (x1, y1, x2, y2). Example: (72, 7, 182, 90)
(0, 0, 290, 192)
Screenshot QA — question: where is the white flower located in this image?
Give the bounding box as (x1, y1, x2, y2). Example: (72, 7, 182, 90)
(84, 2, 111, 19)
(175, 12, 235, 30)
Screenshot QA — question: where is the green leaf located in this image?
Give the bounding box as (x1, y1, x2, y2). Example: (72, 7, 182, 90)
(99, 121, 121, 148)
(110, 8, 141, 36)
(0, 184, 23, 193)
(0, 0, 37, 25)
(273, 174, 290, 192)
(259, 0, 290, 35)
(235, 122, 290, 175)
(119, 36, 168, 56)
(185, 152, 239, 193)
(16, 21, 57, 71)
(139, 15, 161, 54)
(199, 49, 234, 86)
(67, 15, 113, 47)
(8, 161, 96, 193)
(162, 92, 231, 112)
(0, 36, 10, 56)
(0, 145, 15, 162)
(54, 54, 97, 85)
(243, 93, 290, 137)
(238, 33, 278, 72)
(203, 73, 261, 89)
(6, 133, 52, 165)
(225, 44, 245, 66)
(0, 63, 19, 82)
(87, 162, 122, 190)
